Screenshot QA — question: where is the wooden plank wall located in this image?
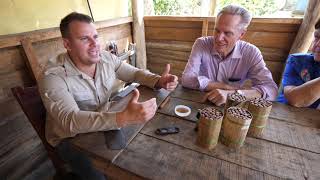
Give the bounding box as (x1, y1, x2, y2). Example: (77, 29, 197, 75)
(144, 16, 302, 85)
(0, 17, 133, 179)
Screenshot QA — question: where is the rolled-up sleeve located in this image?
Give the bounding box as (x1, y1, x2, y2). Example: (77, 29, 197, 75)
(39, 74, 119, 139)
(246, 50, 278, 100)
(181, 38, 211, 90)
(103, 52, 161, 88)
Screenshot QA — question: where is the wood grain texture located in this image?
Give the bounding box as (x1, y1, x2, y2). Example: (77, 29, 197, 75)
(0, 17, 133, 49)
(132, 0, 147, 69)
(140, 113, 320, 179)
(170, 85, 320, 128)
(207, 21, 301, 33)
(114, 134, 281, 180)
(157, 97, 320, 153)
(146, 40, 193, 52)
(145, 27, 202, 42)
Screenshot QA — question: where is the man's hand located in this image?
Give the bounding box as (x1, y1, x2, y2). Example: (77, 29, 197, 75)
(205, 82, 237, 91)
(155, 64, 178, 91)
(116, 89, 157, 127)
(203, 89, 234, 106)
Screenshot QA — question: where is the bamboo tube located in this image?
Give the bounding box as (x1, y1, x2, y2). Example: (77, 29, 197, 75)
(221, 107, 252, 148)
(222, 92, 247, 131)
(196, 107, 224, 150)
(247, 98, 272, 137)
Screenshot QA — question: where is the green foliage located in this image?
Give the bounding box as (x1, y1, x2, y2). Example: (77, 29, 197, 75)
(153, 0, 201, 15)
(218, 0, 278, 17)
(153, 0, 279, 17)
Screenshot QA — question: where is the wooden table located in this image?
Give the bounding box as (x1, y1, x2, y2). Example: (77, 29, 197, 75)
(70, 85, 320, 180)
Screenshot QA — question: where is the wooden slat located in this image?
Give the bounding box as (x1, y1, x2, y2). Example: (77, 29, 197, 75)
(0, 17, 133, 49)
(147, 56, 187, 70)
(145, 27, 202, 42)
(144, 16, 302, 24)
(262, 117, 320, 153)
(265, 61, 285, 85)
(145, 20, 203, 28)
(146, 40, 193, 52)
(202, 19, 209, 36)
(242, 31, 296, 50)
(269, 103, 320, 128)
(140, 113, 320, 179)
(0, 47, 26, 75)
(115, 134, 281, 180)
(0, 70, 33, 103)
(147, 48, 190, 61)
(98, 23, 132, 42)
(144, 16, 210, 22)
(260, 47, 289, 62)
(170, 84, 206, 102)
(147, 63, 183, 78)
(207, 22, 301, 33)
(21, 38, 40, 83)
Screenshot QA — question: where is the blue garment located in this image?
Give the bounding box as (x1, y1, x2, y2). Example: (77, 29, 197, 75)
(277, 53, 320, 108)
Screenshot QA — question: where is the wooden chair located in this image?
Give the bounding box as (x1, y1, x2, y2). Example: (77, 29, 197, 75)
(11, 86, 67, 176)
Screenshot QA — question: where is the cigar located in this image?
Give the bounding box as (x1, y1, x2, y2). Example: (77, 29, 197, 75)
(227, 107, 252, 120)
(228, 92, 246, 102)
(199, 107, 223, 120)
(249, 98, 272, 107)
(159, 96, 170, 109)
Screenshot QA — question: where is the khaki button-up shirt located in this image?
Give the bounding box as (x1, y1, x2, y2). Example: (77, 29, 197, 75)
(39, 51, 160, 146)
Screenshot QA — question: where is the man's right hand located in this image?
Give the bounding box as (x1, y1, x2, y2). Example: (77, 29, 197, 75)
(116, 89, 157, 127)
(205, 82, 237, 91)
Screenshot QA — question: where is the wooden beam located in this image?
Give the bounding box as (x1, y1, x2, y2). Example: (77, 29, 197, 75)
(209, 0, 217, 16)
(21, 38, 40, 83)
(0, 17, 133, 49)
(132, 0, 147, 69)
(289, 0, 320, 53)
(202, 19, 209, 36)
(144, 16, 302, 24)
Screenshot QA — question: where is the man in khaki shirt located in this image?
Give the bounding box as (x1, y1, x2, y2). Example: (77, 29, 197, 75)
(39, 12, 178, 179)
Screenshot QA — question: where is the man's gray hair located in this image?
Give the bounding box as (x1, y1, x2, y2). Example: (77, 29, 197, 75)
(217, 4, 252, 30)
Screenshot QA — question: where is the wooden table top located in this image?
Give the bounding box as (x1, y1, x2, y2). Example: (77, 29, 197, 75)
(70, 85, 320, 180)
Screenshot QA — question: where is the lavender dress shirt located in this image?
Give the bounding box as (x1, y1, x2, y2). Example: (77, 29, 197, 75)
(181, 36, 278, 100)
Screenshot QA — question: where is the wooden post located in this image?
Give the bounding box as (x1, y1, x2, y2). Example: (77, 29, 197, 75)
(209, 0, 217, 16)
(21, 38, 40, 83)
(202, 19, 209, 36)
(289, 0, 320, 54)
(132, 0, 147, 69)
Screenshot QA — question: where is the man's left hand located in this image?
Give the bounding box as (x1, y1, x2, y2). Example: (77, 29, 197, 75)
(156, 64, 178, 91)
(203, 89, 234, 106)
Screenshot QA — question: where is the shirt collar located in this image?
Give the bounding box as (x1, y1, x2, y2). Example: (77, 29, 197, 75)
(211, 40, 242, 60)
(63, 53, 96, 80)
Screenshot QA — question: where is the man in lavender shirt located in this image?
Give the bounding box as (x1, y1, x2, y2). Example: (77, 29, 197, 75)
(181, 5, 278, 106)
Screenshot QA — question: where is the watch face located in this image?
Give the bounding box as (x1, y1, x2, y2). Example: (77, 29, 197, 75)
(236, 90, 244, 95)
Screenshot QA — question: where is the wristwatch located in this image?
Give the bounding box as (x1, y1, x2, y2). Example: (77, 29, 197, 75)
(236, 89, 244, 95)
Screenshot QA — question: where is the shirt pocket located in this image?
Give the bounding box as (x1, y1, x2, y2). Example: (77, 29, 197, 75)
(73, 91, 97, 111)
(73, 91, 95, 101)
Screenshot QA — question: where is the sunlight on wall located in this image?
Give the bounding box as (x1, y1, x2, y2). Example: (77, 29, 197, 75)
(0, 0, 130, 35)
(0, 0, 90, 35)
(88, 0, 129, 22)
